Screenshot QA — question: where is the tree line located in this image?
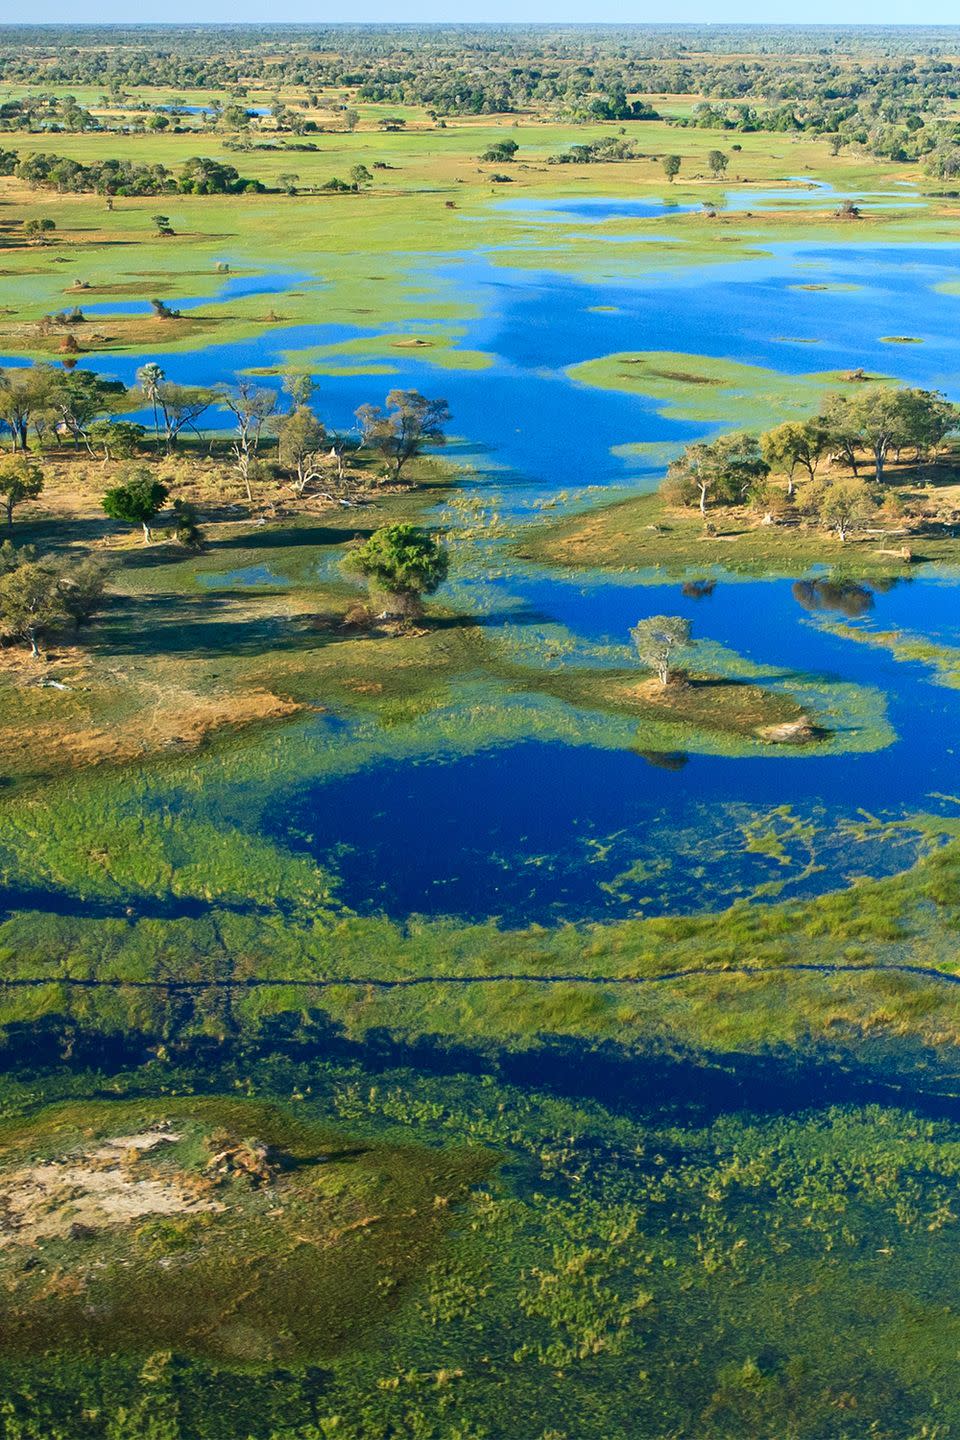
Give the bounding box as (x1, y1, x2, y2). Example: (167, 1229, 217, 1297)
(664, 383, 958, 541)
(1, 25, 958, 124)
(0, 150, 264, 197)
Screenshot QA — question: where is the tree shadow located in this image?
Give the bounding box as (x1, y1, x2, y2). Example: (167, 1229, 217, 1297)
(90, 592, 344, 659)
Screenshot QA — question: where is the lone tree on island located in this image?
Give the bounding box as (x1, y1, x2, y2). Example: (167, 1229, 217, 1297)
(102, 468, 169, 543)
(346, 522, 448, 619)
(631, 615, 692, 687)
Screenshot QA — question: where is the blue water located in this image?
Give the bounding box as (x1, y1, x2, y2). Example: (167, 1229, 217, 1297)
(265, 568, 960, 923)
(493, 196, 699, 222)
(8, 223, 960, 923)
(33, 240, 960, 489)
(79, 269, 321, 317)
(155, 104, 271, 116)
(493, 177, 924, 224)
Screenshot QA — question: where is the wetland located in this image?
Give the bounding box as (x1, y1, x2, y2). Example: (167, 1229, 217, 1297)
(5, 20, 960, 1438)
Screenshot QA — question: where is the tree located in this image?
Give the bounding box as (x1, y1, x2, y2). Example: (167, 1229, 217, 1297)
(0, 457, 43, 526)
(153, 381, 212, 454)
(760, 419, 828, 498)
(136, 362, 165, 447)
(355, 389, 451, 480)
(102, 468, 169, 543)
(57, 556, 108, 627)
(151, 213, 174, 236)
(221, 104, 250, 131)
(0, 364, 57, 451)
(896, 387, 958, 461)
(50, 368, 126, 450)
(219, 381, 277, 502)
(631, 615, 691, 687)
(809, 476, 876, 541)
(349, 164, 373, 190)
(343, 109, 359, 132)
(282, 372, 316, 409)
(480, 140, 519, 162)
(662, 154, 681, 183)
(666, 433, 768, 515)
(172, 498, 204, 550)
(707, 149, 728, 177)
(86, 419, 146, 460)
(830, 385, 957, 483)
(277, 406, 327, 496)
(23, 217, 56, 241)
(0, 559, 65, 657)
(345, 522, 448, 618)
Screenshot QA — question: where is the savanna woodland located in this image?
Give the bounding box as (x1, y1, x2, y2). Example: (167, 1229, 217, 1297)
(6, 18, 960, 1440)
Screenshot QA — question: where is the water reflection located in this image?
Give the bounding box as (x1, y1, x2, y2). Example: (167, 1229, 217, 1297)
(792, 577, 876, 618)
(681, 579, 717, 601)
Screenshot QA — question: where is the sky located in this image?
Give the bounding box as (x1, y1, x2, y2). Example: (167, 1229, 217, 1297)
(12, 3, 960, 24)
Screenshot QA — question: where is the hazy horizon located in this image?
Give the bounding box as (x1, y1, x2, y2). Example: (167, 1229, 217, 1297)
(9, 10, 960, 30)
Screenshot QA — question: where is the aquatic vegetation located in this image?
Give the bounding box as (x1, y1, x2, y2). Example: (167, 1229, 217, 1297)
(6, 36, 960, 1438)
(566, 349, 845, 431)
(0, 1095, 490, 1368)
(814, 617, 960, 689)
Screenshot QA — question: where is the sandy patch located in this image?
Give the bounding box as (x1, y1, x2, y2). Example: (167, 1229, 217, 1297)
(0, 1131, 223, 1248)
(0, 687, 300, 769)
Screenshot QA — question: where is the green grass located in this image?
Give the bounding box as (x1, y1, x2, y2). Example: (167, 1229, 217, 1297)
(517, 484, 960, 580)
(566, 349, 883, 432)
(0, 1095, 490, 1368)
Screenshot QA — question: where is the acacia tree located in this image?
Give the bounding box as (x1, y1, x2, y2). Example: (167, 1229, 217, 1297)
(0, 457, 43, 526)
(102, 468, 169, 542)
(666, 433, 768, 515)
(760, 419, 829, 497)
(631, 615, 692, 686)
(355, 390, 451, 480)
(809, 477, 876, 541)
(152, 381, 213, 454)
(0, 559, 65, 657)
(345, 522, 448, 618)
(277, 406, 327, 496)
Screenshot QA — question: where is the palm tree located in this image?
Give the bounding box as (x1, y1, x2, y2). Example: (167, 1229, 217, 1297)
(135, 362, 165, 449)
